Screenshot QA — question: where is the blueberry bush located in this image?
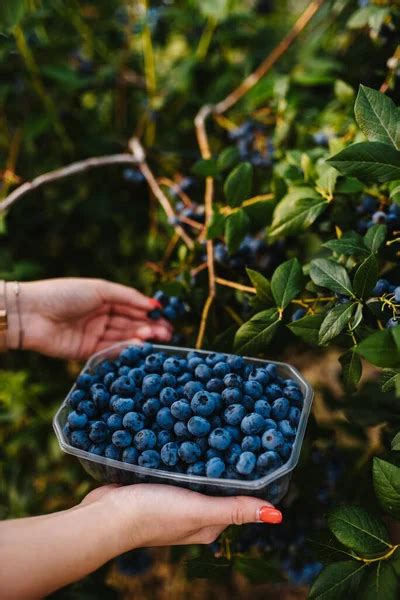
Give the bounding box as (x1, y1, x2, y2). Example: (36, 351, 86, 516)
(2, 0, 400, 598)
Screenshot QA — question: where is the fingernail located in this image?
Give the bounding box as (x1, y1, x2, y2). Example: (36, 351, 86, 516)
(258, 506, 283, 524)
(151, 299, 162, 309)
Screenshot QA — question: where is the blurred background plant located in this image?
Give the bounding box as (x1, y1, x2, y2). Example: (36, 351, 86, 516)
(1, 0, 400, 598)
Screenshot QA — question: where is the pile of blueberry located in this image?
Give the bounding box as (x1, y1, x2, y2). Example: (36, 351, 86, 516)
(229, 121, 274, 168)
(357, 195, 400, 235)
(63, 343, 304, 481)
(148, 291, 186, 322)
(213, 236, 286, 276)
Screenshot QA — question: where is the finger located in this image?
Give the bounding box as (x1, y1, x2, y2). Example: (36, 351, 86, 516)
(98, 280, 161, 312)
(107, 314, 173, 334)
(194, 495, 283, 527)
(133, 323, 173, 342)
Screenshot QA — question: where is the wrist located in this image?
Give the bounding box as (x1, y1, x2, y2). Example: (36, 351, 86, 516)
(99, 487, 140, 554)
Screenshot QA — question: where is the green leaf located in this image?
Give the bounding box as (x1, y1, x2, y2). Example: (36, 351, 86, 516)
(233, 556, 283, 584)
(391, 431, 400, 451)
(324, 232, 369, 257)
(353, 254, 378, 299)
(361, 561, 399, 600)
(271, 258, 304, 310)
(191, 159, 218, 177)
(186, 556, 231, 581)
(356, 329, 400, 368)
(223, 162, 253, 207)
(246, 268, 274, 306)
(309, 560, 366, 600)
(217, 146, 239, 171)
(328, 506, 391, 556)
(381, 370, 400, 394)
(234, 308, 280, 355)
(328, 142, 400, 182)
(355, 85, 400, 150)
(316, 162, 339, 198)
(373, 458, 400, 519)
(350, 302, 364, 330)
(318, 303, 356, 345)
(310, 258, 354, 297)
(390, 182, 400, 204)
(0, 0, 28, 30)
(207, 210, 226, 239)
(339, 350, 362, 392)
(287, 313, 324, 345)
(364, 224, 387, 253)
(269, 193, 327, 238)
(225, 210, 250, 254)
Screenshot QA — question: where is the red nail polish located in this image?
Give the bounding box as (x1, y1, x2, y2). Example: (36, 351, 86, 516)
(258, 506, 282, 524)
(151, 299, 162, 309)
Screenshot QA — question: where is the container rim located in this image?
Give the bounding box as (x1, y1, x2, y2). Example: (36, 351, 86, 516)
(53, 341, 314, 491)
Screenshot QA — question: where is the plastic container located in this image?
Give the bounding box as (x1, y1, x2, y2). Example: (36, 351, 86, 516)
(53, 342, 313, 503)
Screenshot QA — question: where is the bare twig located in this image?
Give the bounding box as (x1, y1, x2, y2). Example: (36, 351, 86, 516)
(0, 154, 139, 213)
(129, 138, 194, 248)
(215, 277, 256, 294)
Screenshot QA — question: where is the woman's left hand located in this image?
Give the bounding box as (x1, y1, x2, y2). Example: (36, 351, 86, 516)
(8, 278, 172, 359)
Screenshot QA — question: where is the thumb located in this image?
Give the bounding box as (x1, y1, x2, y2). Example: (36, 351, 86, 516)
(198, 495, 283, 527)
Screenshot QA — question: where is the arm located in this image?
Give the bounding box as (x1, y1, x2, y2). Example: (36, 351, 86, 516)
(0, 484, 282, 599)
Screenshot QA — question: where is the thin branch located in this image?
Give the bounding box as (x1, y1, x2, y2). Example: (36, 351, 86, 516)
(215, 277, 256, 294)
(157, 177, 192, 207)
(0, 154, 139, 213)
(129, 138, 194, 249)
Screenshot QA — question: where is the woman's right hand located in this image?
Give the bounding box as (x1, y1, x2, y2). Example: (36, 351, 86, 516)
(85, 483, 283, 550)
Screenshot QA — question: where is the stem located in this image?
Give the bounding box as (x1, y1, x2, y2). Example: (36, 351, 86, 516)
(221, 193, 274, 215)
(215, 277, 256, 294)
(196, 17, 217, 61)
(157, 177, 193, 207)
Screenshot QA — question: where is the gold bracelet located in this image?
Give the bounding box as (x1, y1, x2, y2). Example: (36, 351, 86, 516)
(0, 280, 7, 352)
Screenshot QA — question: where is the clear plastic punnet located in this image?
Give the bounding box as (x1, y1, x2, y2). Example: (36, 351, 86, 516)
(53, 342, 314, 503)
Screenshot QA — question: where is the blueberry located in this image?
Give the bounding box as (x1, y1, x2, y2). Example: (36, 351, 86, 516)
(163, 357, 182, 375)
(271, 397, 290, 420)
(112, 430, 133, 448)
(95, 359, 117, 377)
(205, 352, 226, 367)
(188, 357, 204, 372)
(278, 420, 296, 439)
(145, 353, 164, 373)
(89, 442, 107, 456)
(224, 466, 240, 480)
(149, 308, 162, 320)
(88, 420, 108, 443)
(174, 421, 191, 439)
(206, 457, 226, 478)
(140, 342, 154, 356)
(171, 400, 192, 421)
(195, 364, 212, 382)
(178, 441, 201, 463)
(283, 386, 303, 407)
(226, 355, 245, 372)
(265, 383, 282, 400)
(68, 410, 88, 430)
(291, 308, 306, 322)
(156, 407, 175, 430)
(242, 395, 255, 411)
(118, 366, 131, 377)
(154, 290, 169, 306)
(105, 444, 121, 460)
(138, 449, 160, 469)
(223, 373, 243, 388)
(143, 397, 161, 418)
(128, 368, 145, 385)
(288, 406, 301, 426)
(183, 380, 204, 400)
(265, 364, 278, 379)
(177, 372, 191, 385)
(157, 430, 173, 448)
(107, 413, 123, 431)
(225, 443, 242, 465)
(372, 278, 390, 296)
(394, 287, 400, 303)
(223, 403, 246, 426)
(119, 345, 142, 366)
(113, 397, 136, 415)
(280, 442, 293, 461)
(161, 373, 177, 387)
(68, 389, 86, 409)
(261, 429, 285, 451)
(386, 317, 399, 328)
(191, 391, 216, 417)
(187, 416, 211, 437)
(241, 435, 261, 453)
(372, 210, 387, 223)
(63, 423, 72, 441)
(142, 374, 162, 397)
(225, 425, 242, 442)
(243, 380, 263, 399)
(222, 387, 243, 405)
(236, 452, 256, 475)
(254, 398, 271, 418)
(123, 411, 146, 432)
(122, 447, 139, 464)
(213, 361, 231, 378)
(241, 413, 265, 435)
(163, 306, 177, 321)
(160, 442, 179, 466)
(77, 373, 96, 390)
(257, 450, 282, 473)
(90, 384, 110, 411)
(206, 378, 224, 393)
(111, 376, 136, 396)
(209, 428, 232, 451)
(70, 430, 91, 450)
(132, 428, 156, 451)
(248, 367, 270, 386)
(187, 461, 206, 476)
(101, 411, 112, 423)
(77, 400, 97, 419)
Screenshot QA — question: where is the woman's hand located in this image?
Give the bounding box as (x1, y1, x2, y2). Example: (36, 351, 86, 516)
(7, 278, 172, 359)
(0, 484, 282, 599)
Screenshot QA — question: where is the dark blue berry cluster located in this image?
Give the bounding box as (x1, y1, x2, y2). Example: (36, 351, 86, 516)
(229, 121, 274, 167)
(148, 291, 186, 322)
(63, 344, 304, 481)
(357, 195, 400, 235)
(214, 236, 286, 276)
(170, 199, 205, 232)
